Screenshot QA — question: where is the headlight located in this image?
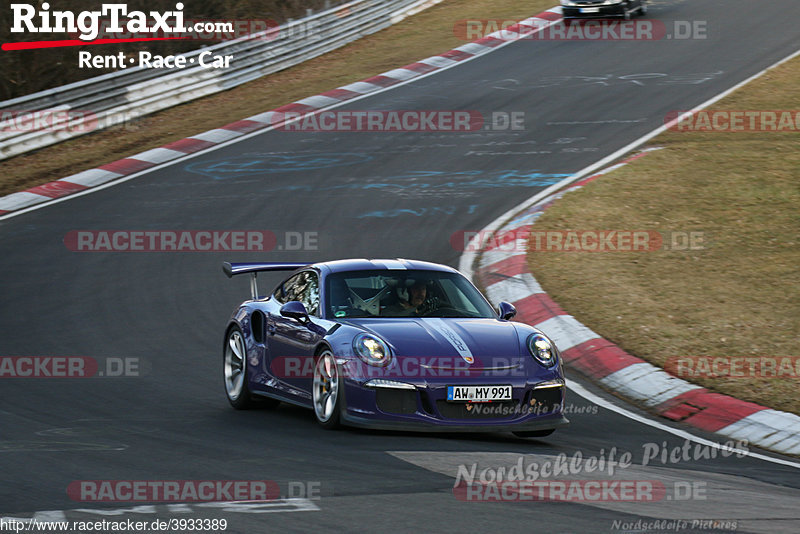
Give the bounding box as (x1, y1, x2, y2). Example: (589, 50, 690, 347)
(353, 333, 391, 367)
(527, 333, 557, 367)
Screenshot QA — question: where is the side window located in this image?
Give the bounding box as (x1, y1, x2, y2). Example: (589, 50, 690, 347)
(302, 272, 320, 317)
(273, 279, 289, 304)
(274, 271, 320, 317)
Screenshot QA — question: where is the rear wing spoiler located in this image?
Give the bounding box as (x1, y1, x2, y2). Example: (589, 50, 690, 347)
(222, 262, 308, 299)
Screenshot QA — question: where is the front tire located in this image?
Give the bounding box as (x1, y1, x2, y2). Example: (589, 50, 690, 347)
(313, 350, 342, 429)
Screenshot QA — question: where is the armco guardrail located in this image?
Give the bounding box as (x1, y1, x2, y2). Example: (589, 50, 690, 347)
(0, 0, 445, 161)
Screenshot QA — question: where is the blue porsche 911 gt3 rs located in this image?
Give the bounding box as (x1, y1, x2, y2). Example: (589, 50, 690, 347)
(221, 259, 568, 437)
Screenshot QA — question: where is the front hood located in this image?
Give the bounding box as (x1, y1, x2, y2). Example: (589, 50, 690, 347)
(345, 317, 522, 368)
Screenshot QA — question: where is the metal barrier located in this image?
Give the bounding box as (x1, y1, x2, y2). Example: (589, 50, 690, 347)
(0, 0, 445, 160)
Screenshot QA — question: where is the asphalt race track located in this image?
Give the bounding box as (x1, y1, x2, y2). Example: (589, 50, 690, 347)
(2, 1, 800, 532)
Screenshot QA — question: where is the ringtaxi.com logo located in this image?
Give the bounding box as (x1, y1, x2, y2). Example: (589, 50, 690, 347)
(8, 3, 191, 42)
(63, 230, 319, 252)
(3, 2, 245, 71)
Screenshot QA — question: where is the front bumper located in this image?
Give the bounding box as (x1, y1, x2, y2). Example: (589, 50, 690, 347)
(340, 375, 569, 433)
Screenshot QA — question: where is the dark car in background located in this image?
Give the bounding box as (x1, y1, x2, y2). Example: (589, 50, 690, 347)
(561, 0, 648, 20)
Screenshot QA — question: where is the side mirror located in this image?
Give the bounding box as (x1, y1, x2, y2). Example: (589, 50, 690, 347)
(498, 301, 517, 321)
(280, 301, 309, 323)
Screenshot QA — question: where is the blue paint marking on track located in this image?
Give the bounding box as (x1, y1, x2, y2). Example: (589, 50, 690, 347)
(354, 170, 571, 186)
(185, 153, 373, 178)
(184, 157, 570, 191)
(352, 170, 570, 218)
(358, 204, 482, 219)
(323, 172, 569, 194)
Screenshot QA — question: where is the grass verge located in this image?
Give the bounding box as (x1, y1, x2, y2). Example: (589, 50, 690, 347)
(528, 56, 800, 414)
(0, 0, 555, 197)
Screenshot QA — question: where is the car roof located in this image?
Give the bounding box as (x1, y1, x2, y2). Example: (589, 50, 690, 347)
(312, 259, 459, 275)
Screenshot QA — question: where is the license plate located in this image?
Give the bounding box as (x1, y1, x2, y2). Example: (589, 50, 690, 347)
(447, 385, 512, 402)
(580, 7, 600, 13)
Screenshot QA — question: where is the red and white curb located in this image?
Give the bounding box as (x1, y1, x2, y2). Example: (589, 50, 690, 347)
(471, 151, 800, 456)
(0, 8, 564, 217)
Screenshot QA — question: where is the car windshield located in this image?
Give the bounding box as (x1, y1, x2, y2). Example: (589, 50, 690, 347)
(325, 269, 497, 319)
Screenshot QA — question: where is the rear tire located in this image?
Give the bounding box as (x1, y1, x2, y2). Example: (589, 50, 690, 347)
(224, 326, 280, 410)
(513, 429, 555, 438)
(224, 327, 254, 409)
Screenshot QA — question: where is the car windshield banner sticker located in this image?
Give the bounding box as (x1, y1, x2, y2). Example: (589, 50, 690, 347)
(425, 318, 474, 365)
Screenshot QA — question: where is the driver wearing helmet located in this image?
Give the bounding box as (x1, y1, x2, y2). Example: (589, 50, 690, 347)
(383, 280, 429, 316)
